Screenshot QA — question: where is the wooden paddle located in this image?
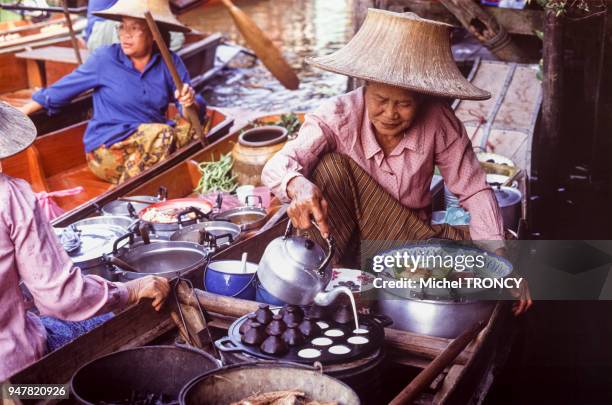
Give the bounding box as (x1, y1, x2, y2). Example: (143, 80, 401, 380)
(144, 12, 206, 146)
(389, 320, 487, 404)
(219, 0, 299, 90)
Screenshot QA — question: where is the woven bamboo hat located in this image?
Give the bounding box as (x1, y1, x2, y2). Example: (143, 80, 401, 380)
(0, 102, 36, 160)
(307, 9, 490, 100)
(94, 0, 190, 33)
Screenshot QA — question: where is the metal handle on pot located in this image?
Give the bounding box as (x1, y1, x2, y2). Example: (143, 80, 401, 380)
(138, 222, 151, 245)
(283, 221, 335, 278)
(177, 207, 209, 227)
(112, 232, 133, 254)
(371, 313, 394, 328)
(246, 194, 263, 208)
(127, 202, 137, 218)
(214, 336, 244, 353)
(158, 186, 168, 201)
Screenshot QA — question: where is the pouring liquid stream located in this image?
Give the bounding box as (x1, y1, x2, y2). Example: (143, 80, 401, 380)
(331, 286, 360, 332)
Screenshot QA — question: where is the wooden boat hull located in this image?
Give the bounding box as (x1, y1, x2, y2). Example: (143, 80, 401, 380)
(2, 107, 234, 213)
(0, 32, 223, 135)
(50, 113, 300, 227)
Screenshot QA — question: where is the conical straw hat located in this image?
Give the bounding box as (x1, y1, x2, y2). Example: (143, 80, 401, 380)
(307, 9, 490, 100)
(0, 102, 36, 160)
(94, 0, 190, 33)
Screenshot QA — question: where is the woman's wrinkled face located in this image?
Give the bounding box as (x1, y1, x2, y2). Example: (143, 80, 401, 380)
(118, 17, 153, 58)
(365, 82, 420, 138)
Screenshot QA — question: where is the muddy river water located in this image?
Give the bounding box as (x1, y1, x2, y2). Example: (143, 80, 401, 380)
(180, 0, 355, 112)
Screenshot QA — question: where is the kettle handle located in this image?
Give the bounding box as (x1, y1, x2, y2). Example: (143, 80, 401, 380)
(284, 221, 335, 278)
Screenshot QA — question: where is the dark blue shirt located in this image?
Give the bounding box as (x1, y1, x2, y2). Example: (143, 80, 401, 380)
(33, 44, 206, 152)
(83, 0, 117, 41)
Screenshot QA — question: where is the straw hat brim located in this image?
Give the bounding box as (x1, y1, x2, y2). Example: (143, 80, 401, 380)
(0, 102, 36, 160)
(307, 9, 491, 101)
(93, 2, 190, 33)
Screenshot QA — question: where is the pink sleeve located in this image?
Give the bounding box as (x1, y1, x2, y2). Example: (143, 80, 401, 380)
(433, 104, 505, 242)
(2, 178, 129, 321)
(261, 112, 337, 202)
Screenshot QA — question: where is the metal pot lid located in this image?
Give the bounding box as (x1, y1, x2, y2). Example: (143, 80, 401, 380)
(170, 221, 241, 244)
(284, 236, 326, 271)
(117, 241, 210, 275)
(64, 224, 127, 264)
(215, 207, 267, 229)
(493, 186, 522, 207)
(102, 197, 158, 217)
(70, 215, 134, 231)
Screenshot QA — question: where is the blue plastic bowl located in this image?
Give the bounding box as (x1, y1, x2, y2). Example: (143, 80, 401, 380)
(255, 281, 286, 306)
(204, 260, 257, 300)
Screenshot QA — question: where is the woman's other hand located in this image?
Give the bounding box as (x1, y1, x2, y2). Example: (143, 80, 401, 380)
(175, 83, 196, 109)
(125, 276, 171, 311)
(286, 175, 330, 238)
(18, 100, 43, 116)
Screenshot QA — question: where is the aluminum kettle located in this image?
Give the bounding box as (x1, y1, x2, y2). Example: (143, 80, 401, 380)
(257, 221, 344, 306)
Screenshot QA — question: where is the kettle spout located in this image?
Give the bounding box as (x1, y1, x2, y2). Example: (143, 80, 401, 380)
(313, 286, 353, 307)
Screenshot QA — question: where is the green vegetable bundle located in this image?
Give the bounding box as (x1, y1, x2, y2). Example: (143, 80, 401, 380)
(194, 153, 238, 194)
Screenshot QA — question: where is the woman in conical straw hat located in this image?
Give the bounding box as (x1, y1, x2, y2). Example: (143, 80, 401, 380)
(84, 0, 185, 52)
(0, 102, 171, 380)
(262, 10, 531, 315)
(19, 0, 206, 185)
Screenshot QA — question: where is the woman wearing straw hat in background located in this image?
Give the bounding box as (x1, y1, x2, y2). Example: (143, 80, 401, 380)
(0, 102, 171, 381)
(18, 0, 205, 185)
(83, 0, 185, 52)
(262, 10, 532, 315)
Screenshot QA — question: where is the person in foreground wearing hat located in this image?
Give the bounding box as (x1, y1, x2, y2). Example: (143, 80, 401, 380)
(262, 10, 531, 315)
(84, 0, 185, 52)
(18, 0, 204, 185)
(0, 103, 171, 380)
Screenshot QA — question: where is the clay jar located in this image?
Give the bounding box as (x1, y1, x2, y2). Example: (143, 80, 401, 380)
(282, 323, 305, 347)
(260, 331, 288, 355)
(255, 304, 274, 325)
(282, 305, 304, 325)
(241, 322, 266, 346)
(265, 314, 287, 335)
(298, 317, 321, 338)
(231, 125, 288, 186)
(239, 313, 258, 335)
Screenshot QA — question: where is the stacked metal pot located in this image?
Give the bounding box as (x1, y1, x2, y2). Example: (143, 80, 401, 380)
(54, 190, 271, 282)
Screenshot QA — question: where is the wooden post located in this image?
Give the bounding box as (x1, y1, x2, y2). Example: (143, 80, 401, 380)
(538, 10, 564, 222)
(439, 0, 529, 62)
(61, 0, 82, 65)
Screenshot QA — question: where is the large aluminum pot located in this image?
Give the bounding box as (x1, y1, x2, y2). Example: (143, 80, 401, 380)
(375, 292, 496, 339)
(54, 217, 132, 280)
(170, 220, 241, 248)
(72, 345, 220, 405)
(109, 234, 211, 280)
(179, 362, 360, 405)
(99, 187, 167, 218)
(373, 242, 513, 339)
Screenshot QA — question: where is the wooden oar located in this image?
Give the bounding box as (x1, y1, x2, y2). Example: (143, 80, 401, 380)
(389, 320, 487, 405)
(62, 0, 82, 65)
(144, 12, 206, 146)
(219, 0, 299, 90)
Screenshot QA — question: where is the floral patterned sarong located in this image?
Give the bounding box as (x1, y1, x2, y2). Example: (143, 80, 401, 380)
(86, 120, 193, 184)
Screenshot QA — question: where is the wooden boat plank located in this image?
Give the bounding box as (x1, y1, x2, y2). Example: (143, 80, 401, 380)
(16, 45, 90, 65)
(49, 109, 234, 226)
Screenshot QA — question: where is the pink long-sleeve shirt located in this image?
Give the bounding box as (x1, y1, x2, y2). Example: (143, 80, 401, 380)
(0, 174, 128, 381)
(261, 87, 504, 241)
